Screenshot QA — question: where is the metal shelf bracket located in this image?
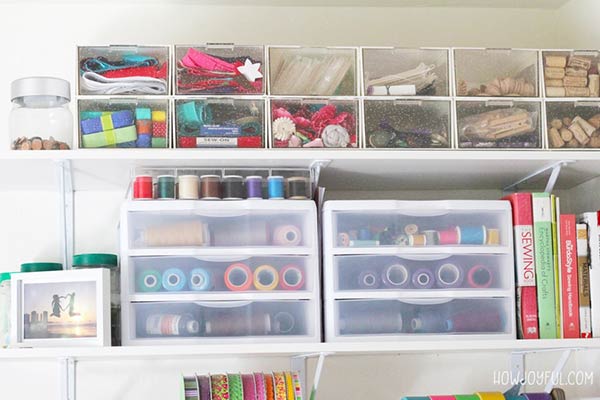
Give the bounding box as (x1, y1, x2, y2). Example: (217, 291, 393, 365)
(503, 160, 575, 195)
(291, 351, 332, 400)
(55, 159, 74, 270)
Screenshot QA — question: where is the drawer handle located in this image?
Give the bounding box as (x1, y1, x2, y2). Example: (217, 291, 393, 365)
(400, 299, 452, 306)
(195, 301, 252, 308)
(394, 254, 451, 262)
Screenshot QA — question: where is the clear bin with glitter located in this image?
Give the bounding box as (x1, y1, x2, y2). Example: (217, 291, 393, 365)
(542, 50, 600, 98)
(363, 98, 451, 148)
(545, 100, 600, 149)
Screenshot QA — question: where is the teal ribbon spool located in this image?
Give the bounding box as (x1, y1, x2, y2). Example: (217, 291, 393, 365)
(177, 101, 213, 133)
(137, 269, 162, 292)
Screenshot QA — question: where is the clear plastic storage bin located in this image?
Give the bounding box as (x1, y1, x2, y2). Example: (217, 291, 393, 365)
(363, 99, 451, 148)
(545, 101, 600, 148)
(362, 48, 449, 96)
(542, 50, 600, 98)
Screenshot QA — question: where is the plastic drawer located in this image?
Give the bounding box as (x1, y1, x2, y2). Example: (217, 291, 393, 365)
(362, 47, 449, 96)
(332, 254, 512, 293)
(129, 255, 314, 294)
(363, 99, 451, 149)
(175, 98, 265, 149)
(78, 98, 169, 149)
(270, 98, 359, 148)
(454, 48, 539, 97)
(329, 298, 513, 340)
(268, 46, 358, 96)
(545, 100, 600, 149)
(456, 100, 542, 149)
(542, 50, 600, 98)
(78, 45, 170, 95)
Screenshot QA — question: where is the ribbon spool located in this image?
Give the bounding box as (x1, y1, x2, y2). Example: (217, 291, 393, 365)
(189, 268, 212, 291)
(279, 264, 305, 290)
(201, 175, 222, 199)
(265, 374, 275, 400)
(430, 397, 457, 400)
(222, 175, 245, 200)
(205, 311, 271, 336)
(254, 264, 280, 291)
(272, 225, 302, 246)
(458, 225, 487, 245)
(273, 311, 296, 334)
(197, 374, 210, 400)
(467, 264, 494, 288)
(267, 176, 285, 199)
(211, 374, 229, 400)
(242, 374, 257, 400)
(224, 263, 253, 291)
(162, 268, 187, 291)
(254, 372, 267, 400)
(412, 268, 435, 289)
(550, 389, 566, 400)
(178, 175, 200, 199)
(286, 177, 309, 200)
(381, 263, 410, 289)
(137, 269, 161, 292)
(411, 309, 447, 333)
(436, 263, 464, 288)
(133, 175, 153, 200)
(228, 374, 244, 400)
(358, 270, 380, 289)
(246, 176, 263, 199)
(284, 372, 294, 400)
(475, 393, 505, 400)
(340, 311, 403, 334)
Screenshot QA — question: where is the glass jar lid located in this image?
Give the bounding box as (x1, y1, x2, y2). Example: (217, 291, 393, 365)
(11, 77, 71, 102)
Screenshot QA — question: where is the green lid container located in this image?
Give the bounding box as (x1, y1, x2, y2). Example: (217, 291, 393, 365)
(20, 262, 63, 273)
(72, 253, 118, 269)
(0, 272, 13, 283)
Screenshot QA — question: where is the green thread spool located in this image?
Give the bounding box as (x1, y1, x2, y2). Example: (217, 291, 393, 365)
(157, 175, 176, 200)
(137, 269, 162, 292)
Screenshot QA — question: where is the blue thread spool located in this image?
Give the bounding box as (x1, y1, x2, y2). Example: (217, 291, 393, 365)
(267, 176, 284, 199)
(162, 268, 187, 291)
(458, 225, 486, 245)
(358, 228, 371, 240)
(410, 309, 448, 333)
(189, 268, 212, 291)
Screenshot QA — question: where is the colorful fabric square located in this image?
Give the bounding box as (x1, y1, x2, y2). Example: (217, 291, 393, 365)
(80, 111, 104, 120)
(81, 125, 137, 148)
(291, 372, 302, 400)
(80, 117, 103, 135)
(153, 121, 167, 138)
(80, 110, 134, 134)
(264, 374, 275, 400)
(117, 140, 137, 148)
(152, 110, 167, 122)
(135, 107, 152, 120)
(211, 374, 229, 400)
(228, 374, 244, 400)
(284, 372, 294, 400)
(242, 374, 257, 400)
(273, 372, 286, 400)
(137, 119, 153, 135)
(136, 133, 152, 148)
(152, 137, 168, 148)
(253, 373, 266, 400)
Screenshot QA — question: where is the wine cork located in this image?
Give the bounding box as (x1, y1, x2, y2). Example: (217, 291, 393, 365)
(545, 79, 564, 87)
(565, 67, 589, 77)
(588, 114, 600, 129)
(566, 138, 581, 148)
(560, 127, 574, 142)
(569, 121, 591, 145)
(545, 67, 566, 80)
(590, 136, 600, 148)
(563, 117, 573, 126)
(588, 74, 600, 97)
(550, 119, 563, 129)
(565, 87, 590, 97)
(573, 116, 597, 136)
(545, 55, 567, 68)
(564, 76, 588, 88)
(568, 55, 592, 70)
(549, 127, 565, 148)
(546, 86, 566, 97)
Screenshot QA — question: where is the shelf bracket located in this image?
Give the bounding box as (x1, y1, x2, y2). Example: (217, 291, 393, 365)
(545, 349, 572, 393)
(59, 357, 76, 400)
(503, 160, 574, 195)
(291, 352, 331, 400)
(309, 160, 331, 189)
(55, 159, 74, 270)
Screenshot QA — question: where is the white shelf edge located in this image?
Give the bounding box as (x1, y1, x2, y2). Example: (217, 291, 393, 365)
(127, 247, 316, 257)
(128, 292, 315, 302)
(331, 246, 512, 256)
(330, 289, 512, 300)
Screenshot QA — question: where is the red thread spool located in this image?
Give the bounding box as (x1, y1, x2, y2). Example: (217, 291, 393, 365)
(438, 227, 459, 245)
(133, 175, 153, 200)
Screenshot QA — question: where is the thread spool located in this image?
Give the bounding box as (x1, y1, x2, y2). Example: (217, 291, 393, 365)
(340, 311, 403, 334)
(267, 176, 285, 199)
(156, 175, 175, 200)
(162, 268, 187, 291)
(381, 263, 410, 289)
(178, 175, 200, 199)
(272, 224, 302, 246)
(358, 228, 371, 240)
(246, 176, 263, 199)
(137, 269, 161, 292)
(357, 270, 380, 289)
(133, 175, 153, 200)
(253, 264, 279, 291)
(286, 177, 309, 200)
(279, 264, 305, 290)
(486, 228, 500, 245)
(457, 225, 486, 245)
(337, 232, 350, 246)
(189, 268, 212, 291)
(404, 224, 419, 235)
(273, 312, 296, 334)
(145, 313, 200, 336)
(411, 309, 447, 333)
(408, 234, 427, 246)
(550, 389, 566, 400)
(438, 227, 459, 245)
(467, 264, 493, 288)
(222, 175, 245, 200)
(423, 230, 439, 245)
(205, 311, 271, 336)
(224, 263, 253, 291)
(436, 263, 464, 288)
(412, 268, 435, 289)
(142, 221, 209, 247)
(200, 175, 221, 199)
(213, 220, 269, 246)
(446, 306, 502, 332)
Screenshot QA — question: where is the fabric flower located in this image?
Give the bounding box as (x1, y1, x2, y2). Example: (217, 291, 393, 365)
(272, 117, 296, 141)
(321, 124, 350, 148)
(272, 107, 293, 120)
(310, 104, 337, 135)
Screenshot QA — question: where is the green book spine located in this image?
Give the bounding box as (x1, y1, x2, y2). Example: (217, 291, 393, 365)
(551, 195, 561, 338)
(533, 192, 557, 339)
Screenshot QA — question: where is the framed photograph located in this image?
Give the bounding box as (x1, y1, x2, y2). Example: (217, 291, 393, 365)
(11, 268, 111, 347)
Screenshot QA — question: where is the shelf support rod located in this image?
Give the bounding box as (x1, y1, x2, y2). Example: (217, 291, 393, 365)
(56, 159, 74, 270)
(309, 160, 331, 190)
(503, 160, 574, 195)
(545, 349, 572, 393)
(59, 357, 76, 400)
(291, 352, 331, 400)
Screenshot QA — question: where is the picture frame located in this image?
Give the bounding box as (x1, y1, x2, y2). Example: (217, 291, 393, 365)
(11, 268, 111, 347)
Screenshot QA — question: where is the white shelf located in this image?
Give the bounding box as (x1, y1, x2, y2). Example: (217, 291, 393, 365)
(331, 246, 512, 255)
(330, 289, 512, 300)
(128, 292, 315, 302)
(126, 247, 316, 257)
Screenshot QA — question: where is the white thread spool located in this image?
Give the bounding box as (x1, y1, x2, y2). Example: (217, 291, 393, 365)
(178, 175, 200, 199)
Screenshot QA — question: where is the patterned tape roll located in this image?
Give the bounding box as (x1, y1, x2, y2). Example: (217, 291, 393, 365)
(228, 374, 244, 400)
(505, 397, 527, 400)
(162, 268, 187, 291)
(291, 371, 303, 400)
(224, 263, 253, 291)
(254, 265, 279, 291)
(272, 225, 302, 246)
(279, 265, 305, 290)
(273, 372, 287, 400)
(412, 268, 435, 289)
(467, 264, 493, 288)
(189, 268, 212, 291)
(197, 374, 210, 400)
(523, 394, 552, 400)
(211, 374, 229, 400)
(265, 373, 275, 400)
(284, 372, 294, 400)
(358, 270, 380, 289)
(476, 393, 505, 400)
(137, 269, 161, 292)
(254, 372, 267, 400)
(436, 263, 464, 288)
(430, 396, 456, 400)
(381, 263, 410, 289)
(242, 373, 257, 400)
(400, 397, 430, 400)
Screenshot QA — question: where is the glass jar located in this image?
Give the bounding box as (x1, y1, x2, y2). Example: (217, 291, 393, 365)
(0, 272, 12, 348)
(72, 254, 120, 345)
(9, 77, 73, 150)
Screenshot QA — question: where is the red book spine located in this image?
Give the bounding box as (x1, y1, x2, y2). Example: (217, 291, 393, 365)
(503, 193, 539, 339)
(560, 214, 580, 338)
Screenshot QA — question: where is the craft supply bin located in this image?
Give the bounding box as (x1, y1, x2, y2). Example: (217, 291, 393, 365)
(545, 100, 600, 149)
(174, 97, 265, 148)
(453, 48, 539, 97)
(361, 47, 450, 96)
(270, 97, 360, 148)
(78, 45, 170, 96)
(541, 50, 600, 98)
(78, 98, 170, 149)
(363, 98, 451, 149)
(455, 99, 542, 149)
(268, 46, 358, 96)
(120, 199, 320, 345)
(175, 45, 265, 95)
(322, 200, 515, 342)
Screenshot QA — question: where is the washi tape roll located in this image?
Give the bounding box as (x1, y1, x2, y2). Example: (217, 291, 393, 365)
(550, 388, 566, 400)
(423, 230, 439, 245)
(265, 373, 275, 400)
(358, 270, 380, 289)
(254, 372, 267, 400)
(197, 374, 210, 400)
(404, 224, 419, 235)
(486, 228, 501, 245)
(224, 263, 253, 291)
(436, 263, 464, 288)
(254, 264, 279, 291)
(412, 268, 435, 289)
(523, 394, 552, 400)
(211, 374, 229, 400)
(381, 263, 410, 289)
(505, 397, 527, 400)
(273, 312, 296, 334)
(453, 396, 479, 400)
(242, 373, 258, 400)
(467, 264, 493, 288)
(430, 396, 456, 400)
(268, 176, 285, 199)
(458, 225, 486, 245)
(284, 372, 294, 400)
(228, 373, 244, 400)
(273, 372, 287, 400)
(475, 393, 505, 400)
(189, 268, 212, 291)
(137, 269, 161, 292)
(291, 371, 303, 400)
(438, 227, 459, 245)
(272, 225, 302, 246)
(162, 268, 187, 291)
(400, 397, 430, 400)
(279, 264, 305, 290)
